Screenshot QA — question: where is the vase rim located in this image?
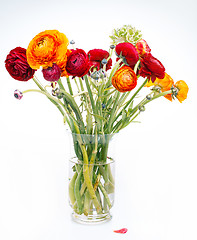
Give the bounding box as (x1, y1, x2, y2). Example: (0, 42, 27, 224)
(69, 156, 115, 166)
(65, 128, 117, 137)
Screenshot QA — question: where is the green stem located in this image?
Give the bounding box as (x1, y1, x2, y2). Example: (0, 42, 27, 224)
(79, 78, 85, 91)
(100, 134, 110, 162)
(73, 122, 102, 214)
(69, 172, 77, 206)
(84, 75, 101, 131)
(66, 77, 73, 95)
(114, 89, 173, 133)
(134, 59, 140, 74)
(89, 130, 98, 180)
(114, 98, 146, 132)
(57, 78, 70, 108)
(145, 90, 172, 104)
(106, 58, 122, 87)
(32, 77, 65, 116)
(81, 146, 102, 214)
(59, 89, 85, 133)
(106, 91, 121, 133)
(22, 88, 65, 116)
(83, 191, 91, 216)
(74, 78, 80, 93)
(84, 75, 96, 115)
(107, 164, 115, 185)
(74, 168, 83, 214)
(33, 76, 45, 91)
(98, 182, 112, 209)
(80, 182, 86, 196)
(113, 78, 148, 123)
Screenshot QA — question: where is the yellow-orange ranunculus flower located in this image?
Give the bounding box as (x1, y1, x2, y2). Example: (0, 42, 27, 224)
(175, 80, 189, 103)
(112, 66, 137, 92)
(145, 73, 174, 101)
(26, 30, 69, 76)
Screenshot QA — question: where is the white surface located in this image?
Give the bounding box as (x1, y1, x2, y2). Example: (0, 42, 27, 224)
(0, 0, 197, 239)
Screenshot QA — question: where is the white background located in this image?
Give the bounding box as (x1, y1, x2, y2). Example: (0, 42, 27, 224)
(0, 0, 197, 239)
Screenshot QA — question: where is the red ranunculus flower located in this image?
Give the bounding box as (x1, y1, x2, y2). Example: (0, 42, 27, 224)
(139, 53, 165, 82)
(115, 42, 139, 69)
(136, 39, 151, 56)
(88, 49, 112, 71)
(66, 49, 90, 78)
(42, 63, 61, 82)
(5, 47, 35, 81)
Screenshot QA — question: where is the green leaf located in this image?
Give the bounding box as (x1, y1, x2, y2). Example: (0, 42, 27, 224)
(122, 109, 127, 122)
(128, 100, 134, 113)
(86, 110, 93, 135)
(91, 113, 106, 121)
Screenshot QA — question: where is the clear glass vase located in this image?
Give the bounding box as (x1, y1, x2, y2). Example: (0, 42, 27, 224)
(68, 132, 116, 224)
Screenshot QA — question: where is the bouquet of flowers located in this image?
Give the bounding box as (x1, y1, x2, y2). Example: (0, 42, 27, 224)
(5, 25, 188, 223)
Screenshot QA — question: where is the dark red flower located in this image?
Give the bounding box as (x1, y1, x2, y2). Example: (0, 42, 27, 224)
(139, 53, 165, 82)
(115, 42, 139, 69)
(5, 47, 35, 81)
(88, 49, 112, 71)
(42, 63, 61, 82)
(66, 49, 90, 77)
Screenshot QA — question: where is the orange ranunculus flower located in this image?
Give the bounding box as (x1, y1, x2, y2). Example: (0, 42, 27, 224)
(145, 73, 174, 101)
(112, 66, 137, 92)
(175, 80, 189, 103)
(26, 30, 69, 76)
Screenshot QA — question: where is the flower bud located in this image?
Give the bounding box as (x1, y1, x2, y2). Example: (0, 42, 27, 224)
(91, 71, 99, 80)
(51, 81, 57, 88)
(98, 69, 106, 78)
(52, 87, 60, 96)
(102, 103, 106, 109)
(70, 40, 75, 44)
(138, 105, 145, 112)
(154, 85, 162, 93)
(14, 89, 23, 100)
(101, 58, 108, 65)
(110, 45, 115, 49)
(146, 94, 152, 100)
(171, 85, 179, 96)
(42, 63, 61, 82)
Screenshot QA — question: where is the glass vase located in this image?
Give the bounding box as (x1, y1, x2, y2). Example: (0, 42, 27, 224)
(68, 132, 116, 224)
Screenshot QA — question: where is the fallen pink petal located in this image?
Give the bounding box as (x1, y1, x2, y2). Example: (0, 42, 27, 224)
(113, 228, 128, 234)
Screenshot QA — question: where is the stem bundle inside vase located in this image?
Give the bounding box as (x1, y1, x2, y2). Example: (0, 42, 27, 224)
(68, 133, 115, 218)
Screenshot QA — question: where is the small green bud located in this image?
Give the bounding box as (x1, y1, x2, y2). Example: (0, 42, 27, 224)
(98, 69, 106, 78)
(153, 86, 161, 93)
(138, 105, 145, 112)
(171, 85, 179, 97)
(101, 58, 107, 65)
(146, 94, 152, 100)
(110, 44, 115, 49)
(91, 71, 99, 80)
(70, 40, 75, 44)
